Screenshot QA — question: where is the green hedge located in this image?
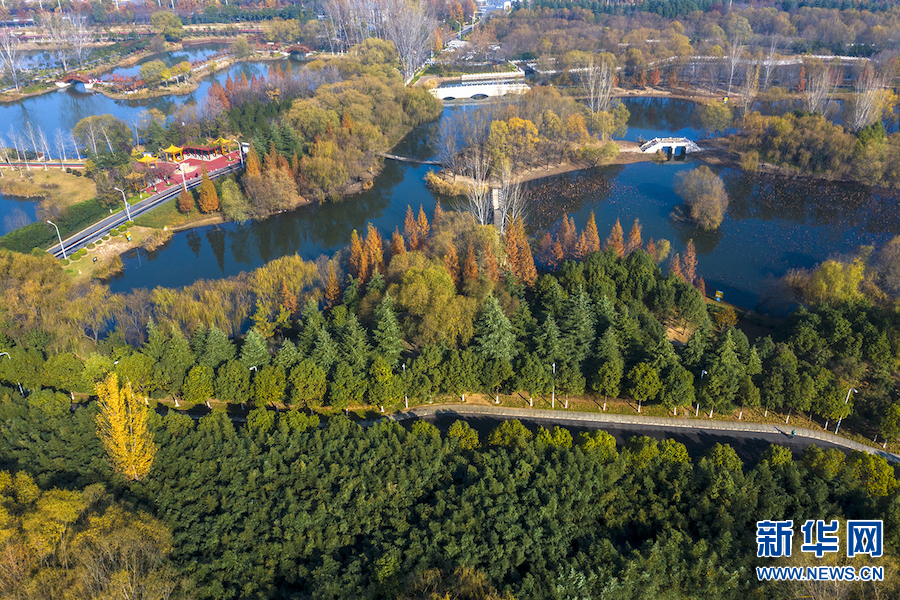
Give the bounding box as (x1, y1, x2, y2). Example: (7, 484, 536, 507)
(0, 198, 108, 253)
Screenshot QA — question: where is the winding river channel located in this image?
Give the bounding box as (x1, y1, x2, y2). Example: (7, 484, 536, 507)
(1, 47, 898, 313)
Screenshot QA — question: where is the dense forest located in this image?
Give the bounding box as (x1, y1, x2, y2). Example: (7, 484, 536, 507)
(3, 203, 900, 445)
(2, 394, 899, 599)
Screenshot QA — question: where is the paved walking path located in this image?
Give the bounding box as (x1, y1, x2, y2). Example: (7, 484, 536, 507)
(388, 404, 900, 463)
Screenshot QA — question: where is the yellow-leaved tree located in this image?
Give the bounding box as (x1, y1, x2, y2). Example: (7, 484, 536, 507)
(95, 374, 156, 482)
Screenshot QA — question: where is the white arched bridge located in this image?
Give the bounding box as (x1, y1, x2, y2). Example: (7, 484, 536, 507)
(429, 81, 530, 101)
(640, 137, 702, 155)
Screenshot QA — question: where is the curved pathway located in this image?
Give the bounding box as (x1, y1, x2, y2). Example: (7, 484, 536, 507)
(387, 404, 900, 464)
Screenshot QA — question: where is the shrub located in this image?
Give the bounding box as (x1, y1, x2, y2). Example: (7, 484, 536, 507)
(86, 243, 95, 250)
(61, 259, 70, 266)
(110, 230, 120, 237)
(674, 166, 729, 230)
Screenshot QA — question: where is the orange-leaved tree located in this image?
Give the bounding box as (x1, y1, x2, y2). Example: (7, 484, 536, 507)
(198, 165, 220, 213)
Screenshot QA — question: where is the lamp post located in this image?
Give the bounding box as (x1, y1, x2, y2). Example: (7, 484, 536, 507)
(402, 363, 407, 409)
(834, 388, 857, 435)
(47, 220, 66, 259)
(1, 352, 24, 396)
(551, 362, 555, 409)
(696, 369, 707, 417)
(232, 139, 243, 166)
(113, 187, 132, 221)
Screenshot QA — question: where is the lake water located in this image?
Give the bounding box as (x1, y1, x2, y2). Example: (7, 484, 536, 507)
(0, 193, 38, 235)
(103, 97, 899, 312)
(0, 54, 895, 312)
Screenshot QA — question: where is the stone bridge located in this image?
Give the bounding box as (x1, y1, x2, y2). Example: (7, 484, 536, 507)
(429, 81, 530, 101)
(640, 137, 702, 155)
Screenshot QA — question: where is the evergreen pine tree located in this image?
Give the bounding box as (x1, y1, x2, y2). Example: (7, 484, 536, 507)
(274, 340, 301, 371)
(536, 314, 564, 365)
(328, 361, 366, 410)
(560, 285, 596, 364)
(240, 330, 270, 369)
(626, 362, 662, 412)
(374, 294, 404, 367)
(592, 328, 624, 404)
(310, 328, 338, 373)
(341, 314, 371, 374)
(298, 299, 324, 354)
(660, 365, 695, 416)
(216, 359, 250, 403)
(596, 294, 616, 331)
(473, 295, 516, 363)
(699, 330, 744, 417)
(156, 328, 194, 399)
(252, 364, 286, 408)
(183, 365, 214, 405)
(190, 324, 208, 359)
(200, 326, 236, 370)
(516, 353, 551, 400)
(289, 359, 327, 407)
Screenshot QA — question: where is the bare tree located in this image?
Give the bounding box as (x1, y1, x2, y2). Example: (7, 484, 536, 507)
(436, 112, 460, 177)
(0, 134, 9, 177)
(67, 15, 91, 69)
(582, 53, 617, 130)
(54, 128, 68, 167)
(804, 62, 839, 115)
(761, 35, 780, 92)
(40, 12, 72, 72)
(382, 0, 435, 83)
(38, 128, 52, 170)
(7, 125, 24, 172)
(0, 29, 23, 91)
(497, 167, 527, 235)
(459, 145, 492, 226)
(741, 63, 760, 117)
(850, 63, 889, 132)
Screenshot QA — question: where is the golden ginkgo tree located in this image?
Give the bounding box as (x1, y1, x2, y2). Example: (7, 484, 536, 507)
(95, 374, 156, 482)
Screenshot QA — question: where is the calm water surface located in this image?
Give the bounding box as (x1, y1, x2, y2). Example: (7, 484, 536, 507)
(1, 62, 894, 312)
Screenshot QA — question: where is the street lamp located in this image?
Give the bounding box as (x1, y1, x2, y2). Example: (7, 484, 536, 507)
(0, 352, 24, 395)
(696, 370, 707, 417)
(834, 388, 858, 435)
(232, 139, 243, 166)
(113, 187, 132, 221)
(551, 362, 555, 410)
(402, 363, 408, 409)
(46, 220, 66, 259)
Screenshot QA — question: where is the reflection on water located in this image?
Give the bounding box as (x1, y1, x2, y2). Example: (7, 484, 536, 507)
(0, 51, 277, 137)
(1, 89, 892, 313)
(527, 161, 900, 311)
(0, 194, 38, 234)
